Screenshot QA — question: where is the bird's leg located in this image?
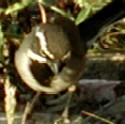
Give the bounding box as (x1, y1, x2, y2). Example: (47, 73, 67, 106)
(54, 85, 76, 124)
(21, 92, 41, 124)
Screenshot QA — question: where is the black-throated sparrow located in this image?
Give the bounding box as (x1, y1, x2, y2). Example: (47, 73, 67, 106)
(15, 0, 125, 94)
(15, 17, 84, 93)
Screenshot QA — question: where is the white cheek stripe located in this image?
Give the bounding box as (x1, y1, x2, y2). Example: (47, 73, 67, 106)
(27, 49, 47, 63)
(35, 32, 55, 60)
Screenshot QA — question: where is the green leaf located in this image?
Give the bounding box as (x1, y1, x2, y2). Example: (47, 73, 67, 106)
(75, 3, 92, 25)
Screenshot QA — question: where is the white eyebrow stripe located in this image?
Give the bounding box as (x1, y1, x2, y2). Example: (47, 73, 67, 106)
(35, 31, 55, 60)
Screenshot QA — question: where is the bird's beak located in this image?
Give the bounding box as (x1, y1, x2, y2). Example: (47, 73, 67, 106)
(47, 61, 60, 74)
(27, 49, 60, 74)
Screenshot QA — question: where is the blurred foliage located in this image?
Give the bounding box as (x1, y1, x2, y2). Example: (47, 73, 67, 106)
(0, 0, 125, 84)
(0, 0, 125, 80)
(0, 0, 111, 63)
(0, 0, 125, 124)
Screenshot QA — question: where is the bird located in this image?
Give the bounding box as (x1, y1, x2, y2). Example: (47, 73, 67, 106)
(15, 0, 125, 94)
(14, 17, 85, 94)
